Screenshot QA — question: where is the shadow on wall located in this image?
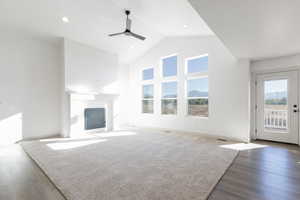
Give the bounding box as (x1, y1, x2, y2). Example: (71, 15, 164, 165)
(0, 113, 23, 145)
(71, 115, 79, 125)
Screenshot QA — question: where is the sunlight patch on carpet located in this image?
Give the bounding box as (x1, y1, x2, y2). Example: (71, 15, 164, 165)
(47, 139, 107, 150)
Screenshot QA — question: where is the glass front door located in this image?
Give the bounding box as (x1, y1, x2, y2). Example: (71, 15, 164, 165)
(256, 71, 299, 144)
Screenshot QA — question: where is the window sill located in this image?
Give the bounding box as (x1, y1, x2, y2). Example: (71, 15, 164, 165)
(161, 76, 178, 81)
(161, 113, 178, 116)
(141, 113, 154, 115)
(185, 114, 209, 119)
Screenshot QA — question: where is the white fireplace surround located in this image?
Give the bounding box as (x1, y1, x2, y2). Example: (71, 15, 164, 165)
(70, 94, 114, 136)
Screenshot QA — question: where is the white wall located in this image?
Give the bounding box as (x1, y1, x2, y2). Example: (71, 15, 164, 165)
(251, 54, 300, 72)
(61, 42, 71, 138)
(124, 36, 250, 142)
(113, 64, 130, 129)
(64, 39, 119, 94)
(0, 34, 62, 142)
(64, 39, 127, 134)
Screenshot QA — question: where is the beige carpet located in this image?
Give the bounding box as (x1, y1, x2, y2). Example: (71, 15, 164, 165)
(21, 130, 238, 200)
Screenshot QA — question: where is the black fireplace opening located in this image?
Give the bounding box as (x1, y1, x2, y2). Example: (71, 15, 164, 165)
(84, 108, 106, 130)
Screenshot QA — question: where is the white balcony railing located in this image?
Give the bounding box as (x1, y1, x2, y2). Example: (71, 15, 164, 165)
(264, 109, 288, 129)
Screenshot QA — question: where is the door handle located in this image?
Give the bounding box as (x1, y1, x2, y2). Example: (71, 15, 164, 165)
(293, 105, 299, 113)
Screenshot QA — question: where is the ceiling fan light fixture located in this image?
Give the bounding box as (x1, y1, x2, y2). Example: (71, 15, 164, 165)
(108, 10, 146, 41)
(62, 17, 69, 23)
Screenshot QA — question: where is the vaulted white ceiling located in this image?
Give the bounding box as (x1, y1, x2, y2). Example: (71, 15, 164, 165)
(0, 0, 213, 63)
(189, 0, 300, 61)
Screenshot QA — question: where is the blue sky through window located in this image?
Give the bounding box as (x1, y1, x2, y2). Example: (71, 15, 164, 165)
(162, 82, 177, 98)
(143, 68, 154, 80)
(187, 56, 208, 74)
(187, 78, 208, 97)
(143, 85, 153, 98)
(163, 56, 177, 77)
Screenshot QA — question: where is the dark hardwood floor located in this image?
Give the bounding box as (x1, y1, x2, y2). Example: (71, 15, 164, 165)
(208, 140, 300, 200)
(0, 140, 299, 200)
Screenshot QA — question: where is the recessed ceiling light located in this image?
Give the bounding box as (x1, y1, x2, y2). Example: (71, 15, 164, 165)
(183, 25, 188, 28)
(62, 17, 69, 23)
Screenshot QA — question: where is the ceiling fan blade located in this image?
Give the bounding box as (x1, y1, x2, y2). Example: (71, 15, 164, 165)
(126, 18, 132, 30)
(128, 32, 146, 40)
(108, 32, 125, 37)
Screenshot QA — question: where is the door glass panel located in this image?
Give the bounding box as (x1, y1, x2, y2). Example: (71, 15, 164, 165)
(264, 79, 288, 131)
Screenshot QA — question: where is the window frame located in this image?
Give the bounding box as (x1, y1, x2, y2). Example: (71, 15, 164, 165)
(185, 54, 209, 118)
(141, 67, 154, 81)
(142, 84, 154, 114)
(160, 54, 178, 80)
(161, 80, 178, 115)
(185, 54, 209, 76)
(141, 66, 155, 114)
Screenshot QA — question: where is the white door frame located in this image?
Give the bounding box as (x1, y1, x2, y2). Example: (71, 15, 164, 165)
(252, 68, 300, 145)
(256, 71, 298, 144)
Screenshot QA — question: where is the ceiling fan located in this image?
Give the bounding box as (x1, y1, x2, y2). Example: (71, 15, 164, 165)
(109, 10, 146, 41)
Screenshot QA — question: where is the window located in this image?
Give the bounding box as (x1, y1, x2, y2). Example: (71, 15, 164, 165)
(142, 68, 154, 80)
(142, 67, 154, 114)
(186, 55, 209, 117)
(187, 78, 208, 116)
(264, 79, 288, 130)
(161, 81, 177, 114)
(162, 55, 177, 77)
(142, 84, 154, 113)
(186, 55, 208, 74)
